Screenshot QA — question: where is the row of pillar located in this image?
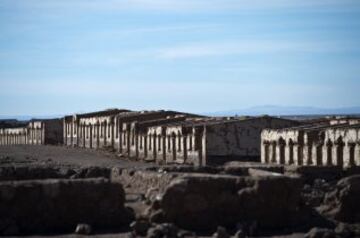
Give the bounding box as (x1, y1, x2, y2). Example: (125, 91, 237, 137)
(261, 140, 360, 168)
(64, 119, 116, 149)
(0, 128, 43, 146)
(64, 119, 208, 166)
(131, 129, 206, 166)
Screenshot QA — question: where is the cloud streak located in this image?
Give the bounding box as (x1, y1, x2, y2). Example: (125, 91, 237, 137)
(155, 40, 357, 59)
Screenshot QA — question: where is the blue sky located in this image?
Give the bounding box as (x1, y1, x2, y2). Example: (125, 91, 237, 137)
(0, 0, 360, 116)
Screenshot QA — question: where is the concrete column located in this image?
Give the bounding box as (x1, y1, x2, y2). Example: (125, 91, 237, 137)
(70, 122, 73, 146)
(343, 144, 351, 168)
(275, 144, 281, 164)
(268, 143, 273, 163)
(64, 121, 67, 146)
(30, 128, 32, 145)
(41, 123, 44, 145)
(293, 144, 299, 165)
(201, 127, 207, 166)
(332, 146, 339, 166)
(285, 144, 290, 165)
(354, 144, 360, 166)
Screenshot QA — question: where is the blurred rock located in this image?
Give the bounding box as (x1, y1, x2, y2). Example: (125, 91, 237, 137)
(75, 223, 92, 235)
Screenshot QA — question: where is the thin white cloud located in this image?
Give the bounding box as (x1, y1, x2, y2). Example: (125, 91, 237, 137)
(156, 40, 353, 59)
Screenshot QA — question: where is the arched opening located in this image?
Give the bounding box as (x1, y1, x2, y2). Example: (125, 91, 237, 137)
(279, 137, 286, 164)
(336, 137, 344, 167)
(264, 142, 270, 163)
(348, 143, 355, 166)
(189, 135, 193, 151)
(326, 139, 333, 165)
(172, 132, 176, 161)
(316, 143, 323, 165)
(158, 135, 162, 151)
(271, 141, 276, 163)
(104, 121, 107, 145)
(307, 142, 313, 165)
(153, 134, 157, 159)
(288, 139, 294, 164)
(131, 129, 135, 146)
(178, 132, 182, 152)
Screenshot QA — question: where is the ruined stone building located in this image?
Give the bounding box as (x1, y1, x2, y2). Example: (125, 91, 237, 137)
(1, 107, 304, 166)
(63, 109, 197, 151)
(0, 119, 63, 145)
(0, 127, 27, 145)
(261, 120, 360, 168)
(63, 109, 130, 148)
(141, 116, 299, 165)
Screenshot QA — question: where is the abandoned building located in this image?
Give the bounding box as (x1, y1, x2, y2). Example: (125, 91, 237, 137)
(0, 127, 27, 145)
(261, 121, 360, 168)
(63, 109, 199, 152)
(140, 116, 300, 166)
(1, 107, 301, 166)
(0, 119, 63, 145)
(63, 109, 130, 148)
(63, 109, 299, 165)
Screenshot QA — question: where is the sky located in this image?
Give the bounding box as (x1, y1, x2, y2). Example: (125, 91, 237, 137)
(0, 0, 360, 116)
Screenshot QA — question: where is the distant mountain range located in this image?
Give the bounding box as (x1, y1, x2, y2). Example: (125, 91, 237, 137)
(0, 115, 64, 121)
(1, 106, 360, 121)
(205, 105, 360, 117)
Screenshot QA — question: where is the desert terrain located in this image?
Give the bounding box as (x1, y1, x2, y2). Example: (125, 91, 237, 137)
(1, 145, 359, 237)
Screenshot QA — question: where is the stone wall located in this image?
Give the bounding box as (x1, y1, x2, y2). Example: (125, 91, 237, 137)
(149, 173, 303, 231)
(0, 178, 132, 235)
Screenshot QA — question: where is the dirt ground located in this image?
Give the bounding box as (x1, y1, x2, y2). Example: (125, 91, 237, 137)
(0, 145, 152, 169)
(0, 145, 310, 238)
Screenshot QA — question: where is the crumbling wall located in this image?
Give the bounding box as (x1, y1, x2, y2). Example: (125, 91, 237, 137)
(206, 117, 299, 164)
(0, 178, 133, 235)
(44, 119, 63, 145)
(150, 173, 303, 231)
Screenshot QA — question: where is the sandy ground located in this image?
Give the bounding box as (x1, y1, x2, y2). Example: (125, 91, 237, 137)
(0, 145, 152, 169)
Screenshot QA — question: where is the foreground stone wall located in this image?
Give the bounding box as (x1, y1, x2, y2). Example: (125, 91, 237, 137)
(150, 173, 303, 231)
(0, 178, 132, 235)
(320, 175, 360, 223)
